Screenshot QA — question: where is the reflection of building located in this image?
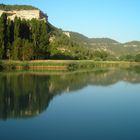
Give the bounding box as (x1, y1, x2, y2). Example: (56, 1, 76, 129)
(0, 10, 48, 21)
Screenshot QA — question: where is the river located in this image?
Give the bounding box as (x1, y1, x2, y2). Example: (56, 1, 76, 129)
(0, 68, 140, 140)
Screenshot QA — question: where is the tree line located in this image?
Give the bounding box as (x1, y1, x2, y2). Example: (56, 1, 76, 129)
(0, 13, 49, 60)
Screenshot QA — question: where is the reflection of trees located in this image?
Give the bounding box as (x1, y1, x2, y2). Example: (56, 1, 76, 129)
(47, 69, 140, 95)
(0, 74, 53, 120)
(0, 68, 140, 120)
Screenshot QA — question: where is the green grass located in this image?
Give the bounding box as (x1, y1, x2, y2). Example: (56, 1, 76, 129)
(0, 60, 140, 71)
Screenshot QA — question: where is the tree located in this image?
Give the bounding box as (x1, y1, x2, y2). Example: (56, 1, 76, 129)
(7, 19, 14, 59)
(100, 50, 108, 61)
(7, 19, 14, 44)
(135, 54, 140, 62)
(38, 21, 49, 59)
(11, 38, 22, 60)
(21, 40, 33, 60)
(20, 19, 30, 40)
(0, 13, 7, 59)
(30, 19, 40, 59)
(14, 17, 21, 40)
(30, 19, 49, 59)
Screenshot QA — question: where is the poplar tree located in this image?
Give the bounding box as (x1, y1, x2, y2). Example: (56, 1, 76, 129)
(7, 19, 14, 59)
(38, 21, 49, 59)
(30, 19, 40, 59)
(0, 13, 7, 59)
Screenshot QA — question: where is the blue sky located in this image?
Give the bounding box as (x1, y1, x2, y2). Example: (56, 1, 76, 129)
(1, 0, 140, 42)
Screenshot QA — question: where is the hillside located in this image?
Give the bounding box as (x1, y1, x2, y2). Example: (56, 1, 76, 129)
(69, 32, 89, 43)
(58, 31, 140, 55)
(89, 38, 119, 44)
(124, 41, 140, 47)
(60, 31, 140, 56)
(0, 4, 140, 61)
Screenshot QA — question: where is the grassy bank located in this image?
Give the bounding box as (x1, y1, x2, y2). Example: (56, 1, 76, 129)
(0, 60, 140, 71)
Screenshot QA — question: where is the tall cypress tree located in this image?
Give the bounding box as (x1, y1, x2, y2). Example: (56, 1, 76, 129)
(11, 17, 22, 60)
(7, 19, 14, 59)
(30, 19, 41, 59)
(11, 38, 22, 60)
(0, 16, 4, 59)
(14, 17, 21, 40)
(0, 13, 7, 59)
(20, 19, 30, 40)
(22, 39, 33, 61)
(38, 21, 49, 59)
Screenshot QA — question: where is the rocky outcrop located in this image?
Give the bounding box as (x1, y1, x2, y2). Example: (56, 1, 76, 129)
(0, 9, 47, 21)
(63, 32, 70, 38)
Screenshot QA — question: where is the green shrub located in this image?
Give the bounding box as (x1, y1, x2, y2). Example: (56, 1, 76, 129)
(68, 63, 78, 71)
(135, 54, 140, 62)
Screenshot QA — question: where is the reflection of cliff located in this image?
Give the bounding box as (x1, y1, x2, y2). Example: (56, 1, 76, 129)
(0, 68, 140, 120)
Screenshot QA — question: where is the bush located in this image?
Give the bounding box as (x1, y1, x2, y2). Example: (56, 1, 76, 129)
(68, 63, 78, 71)
(4, 63, 17, 70)
(0, 63, 4, 71)
(135, 54, 140, 62)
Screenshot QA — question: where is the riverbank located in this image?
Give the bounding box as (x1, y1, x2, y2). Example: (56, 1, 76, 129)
(0, 60, 140, 71)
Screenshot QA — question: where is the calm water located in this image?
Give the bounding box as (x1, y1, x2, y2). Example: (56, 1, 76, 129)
(0, 68, 140, 140)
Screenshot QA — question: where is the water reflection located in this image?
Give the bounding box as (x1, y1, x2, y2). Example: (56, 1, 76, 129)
(0, 68, 140, 120)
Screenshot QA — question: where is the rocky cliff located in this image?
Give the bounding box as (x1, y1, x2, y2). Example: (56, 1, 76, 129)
(0, 9, 47, 21)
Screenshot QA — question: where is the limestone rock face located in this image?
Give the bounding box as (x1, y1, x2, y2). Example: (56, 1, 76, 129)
(0, 10, 47, 21)
(63, 32, 70, 38)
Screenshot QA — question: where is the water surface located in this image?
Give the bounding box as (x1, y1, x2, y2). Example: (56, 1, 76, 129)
(0, 68, 140, 140)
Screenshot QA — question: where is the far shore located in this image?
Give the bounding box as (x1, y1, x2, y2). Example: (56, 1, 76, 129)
(0, 60, 140, 71)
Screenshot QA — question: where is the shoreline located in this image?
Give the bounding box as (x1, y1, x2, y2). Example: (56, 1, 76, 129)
(0, 60, 140, 71)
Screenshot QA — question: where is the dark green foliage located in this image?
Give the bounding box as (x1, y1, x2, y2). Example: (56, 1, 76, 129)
(0, 14, 49, 60)
(119, 54, 140, 62)
(22, 40, 33, 60)
(11, 38, 33, 60)
(0, 61, 17, 71)
(11, 37, 21, 60)
(14, 17, 21, 39)
(119, 54, 135, 61)
(7, 19, 14, 44)
(30, 19, 40, 59)
(0, 61, 4, 70)
(0, 13, 7, 59)
(29, 19, 49, 59)
(135, 54, 140, 62)
(19, 19, 30, 39)
(68, 63, 78, 71)
(38, 21, 49, 59)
